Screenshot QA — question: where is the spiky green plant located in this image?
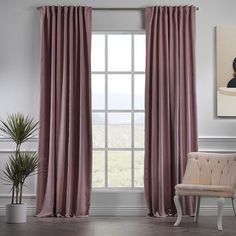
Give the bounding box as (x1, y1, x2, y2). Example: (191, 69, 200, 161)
(0, 113, 38, 153)
(0, 113, 39, 204)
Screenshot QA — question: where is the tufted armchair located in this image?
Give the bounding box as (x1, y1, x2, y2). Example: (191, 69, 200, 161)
(174, 152, 236, 230)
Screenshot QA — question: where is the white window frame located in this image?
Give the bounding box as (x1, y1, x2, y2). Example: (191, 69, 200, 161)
(92, 31, 145, 190)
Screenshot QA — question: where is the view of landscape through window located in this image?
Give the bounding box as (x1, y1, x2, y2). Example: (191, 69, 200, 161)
(92, 33, 145, 188)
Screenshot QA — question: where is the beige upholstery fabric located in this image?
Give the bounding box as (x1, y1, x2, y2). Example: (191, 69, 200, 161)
(175, 152, 236, 198)
(176, 184, 234, 197)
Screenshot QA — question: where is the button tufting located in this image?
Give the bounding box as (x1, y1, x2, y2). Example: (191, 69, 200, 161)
(195, 157, 198, 160)
(218, 160, 220, 164)
(221, 170, 223, 174)
(207, 159, 209, 162)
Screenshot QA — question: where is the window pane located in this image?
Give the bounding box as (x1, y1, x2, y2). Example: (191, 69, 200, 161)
(108, 113, 131, 148)
(134, 151, 144, 187)
(134, 112, 144, 148)
(93, 151, 105, 188)
(92, 35, 105, 71)
(134, 34, 146, 71)
(92, 112, 105, 148)
(108, 151, 131, 187)
(92, 74, 105, 109)
(108, 35, 131, 71)
(134, 74, 145, 110)
(108, 74, 131, 110)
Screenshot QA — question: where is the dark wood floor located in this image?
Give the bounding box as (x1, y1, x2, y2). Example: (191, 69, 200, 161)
(0, 216, 236, 236)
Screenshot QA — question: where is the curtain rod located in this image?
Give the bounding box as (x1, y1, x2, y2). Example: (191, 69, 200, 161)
(93, 7, 199, 10)
(37, 6, 199, 10)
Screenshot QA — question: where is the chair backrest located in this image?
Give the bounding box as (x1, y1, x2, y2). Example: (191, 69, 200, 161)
(182, 152, 236, 188)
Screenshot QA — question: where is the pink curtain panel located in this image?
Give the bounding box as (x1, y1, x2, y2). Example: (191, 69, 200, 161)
(144, 6, 198, 217)
(36, 6, 92, 217)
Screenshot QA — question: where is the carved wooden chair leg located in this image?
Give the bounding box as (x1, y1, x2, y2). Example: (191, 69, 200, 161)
(217, 197, 225, 231)
(194, 196, 201, 223)
(174, 195, 182, 226)
(232, 198, 236, 217)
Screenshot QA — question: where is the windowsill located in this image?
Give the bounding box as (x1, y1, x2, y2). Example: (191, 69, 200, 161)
(92, 188, 144, 193)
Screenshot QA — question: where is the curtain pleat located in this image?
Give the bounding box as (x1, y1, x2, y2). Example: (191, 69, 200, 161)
(36, 6, 92, 217)
(144, 6, 198, 217)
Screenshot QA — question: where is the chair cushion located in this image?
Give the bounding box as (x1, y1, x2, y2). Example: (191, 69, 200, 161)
(175, 184, 234, 198)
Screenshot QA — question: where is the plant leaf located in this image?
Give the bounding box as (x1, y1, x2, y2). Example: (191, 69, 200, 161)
(0, 113, 38, 145)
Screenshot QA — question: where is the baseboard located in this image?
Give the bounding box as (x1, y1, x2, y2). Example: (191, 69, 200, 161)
(0, 205, 234, 217)
(90, 206, 147, 216)
(199, 205, 235, 216)
(0, 205, 147, 216)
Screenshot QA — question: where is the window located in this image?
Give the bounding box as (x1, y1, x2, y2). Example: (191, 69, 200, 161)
(92, 33, 145, 188)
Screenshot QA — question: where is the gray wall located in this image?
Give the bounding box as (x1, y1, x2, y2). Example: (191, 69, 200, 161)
(0, 0, 236, 216)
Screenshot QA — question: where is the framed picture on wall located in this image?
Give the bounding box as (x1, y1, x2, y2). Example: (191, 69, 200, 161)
(217, 26, 236, 116)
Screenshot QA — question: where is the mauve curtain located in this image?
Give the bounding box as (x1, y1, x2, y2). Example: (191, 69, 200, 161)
(144, 6, 198, 217)
(36, 6, 92, 217)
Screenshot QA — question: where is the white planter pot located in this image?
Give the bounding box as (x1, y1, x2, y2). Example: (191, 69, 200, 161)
(6, 203, 27, 223)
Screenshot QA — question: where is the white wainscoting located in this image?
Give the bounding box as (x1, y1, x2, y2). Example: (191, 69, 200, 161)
(0, 136, 236, 216)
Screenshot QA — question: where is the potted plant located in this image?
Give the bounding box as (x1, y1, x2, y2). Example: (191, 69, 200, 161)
(0, 113, 39, 223)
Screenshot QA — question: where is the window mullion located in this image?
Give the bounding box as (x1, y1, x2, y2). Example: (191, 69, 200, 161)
(131, 34, 135, 188)
(92, 109, 144, 113)
(105, 33, 108, 188)
(92, 71, 145, 74)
